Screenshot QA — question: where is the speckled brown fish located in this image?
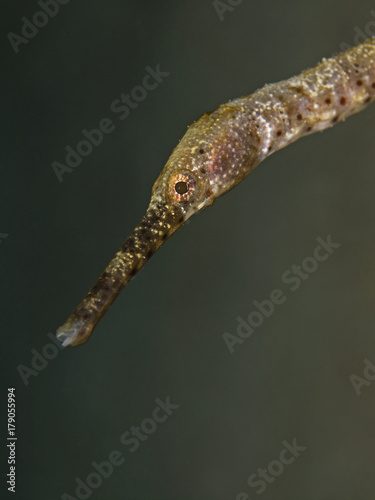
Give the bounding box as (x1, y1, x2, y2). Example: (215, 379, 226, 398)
(56, 37, 375, 347)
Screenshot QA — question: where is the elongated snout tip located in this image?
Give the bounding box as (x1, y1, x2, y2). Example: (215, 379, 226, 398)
(56, 325, 79, 348)
(56, 318, 91, 347)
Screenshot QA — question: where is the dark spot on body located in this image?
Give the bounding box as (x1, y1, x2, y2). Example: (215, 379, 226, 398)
(357, 79, 363, 86)
(340, 97, 346, 105)
(297, 114, 303, 120)
(306, 126, 312, 132)
(199, 149, 205, 154)
(162, 233, 168, 241)
(268, 146, 272, 151)
(89, 283, 102, 296)
(372, 83, 375, 89)
(200, 168, 206, 174)
(146, 250, 154, 259)
(364, 96, 371, 104)
(100, 283, 111, 293)
(276, 130, 282, 136)
(325, 98, 332, 104)
(332, 116, 339, 123)
(206, 190, 211, 197)
(178, 216, 184, 223)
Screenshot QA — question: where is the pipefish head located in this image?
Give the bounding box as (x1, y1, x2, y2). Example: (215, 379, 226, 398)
(148, 105, 248, 216)
(150, 147, 215, 218)
(56, 133, 215, 347)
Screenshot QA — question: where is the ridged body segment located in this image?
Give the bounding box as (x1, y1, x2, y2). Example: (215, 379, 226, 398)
(170, 37, 375, 199)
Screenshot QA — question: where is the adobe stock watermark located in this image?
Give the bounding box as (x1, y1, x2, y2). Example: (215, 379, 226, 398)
(236, 438, 307, 499)
(350, 358, 375, 396)
(223, 235, 341, 354)
(213, 0, 244, 21)
(7, 0, 72, 54)
(17, 332, 65, 386)
(339, 9, 375, 51)
(60, 396, 179, 500)
(51, 64, 170, 183)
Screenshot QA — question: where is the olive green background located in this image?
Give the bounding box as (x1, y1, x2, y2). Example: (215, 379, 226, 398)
(2, 0, 375, 498)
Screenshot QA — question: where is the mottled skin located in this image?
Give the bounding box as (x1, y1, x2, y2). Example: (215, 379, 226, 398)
(57, 38, 375, 347)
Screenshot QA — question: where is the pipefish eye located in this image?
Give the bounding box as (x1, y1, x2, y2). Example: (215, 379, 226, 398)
(175, 181, 188, 195)
(169, 172, 196, 203)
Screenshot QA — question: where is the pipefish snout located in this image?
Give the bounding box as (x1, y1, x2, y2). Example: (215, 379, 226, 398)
(56, 37, 375, 347)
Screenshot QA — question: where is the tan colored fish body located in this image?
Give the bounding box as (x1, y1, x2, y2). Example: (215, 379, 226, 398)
(57, 38, 375, 347)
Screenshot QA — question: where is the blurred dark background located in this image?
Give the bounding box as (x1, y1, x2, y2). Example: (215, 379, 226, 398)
(2, 0, 375, 499)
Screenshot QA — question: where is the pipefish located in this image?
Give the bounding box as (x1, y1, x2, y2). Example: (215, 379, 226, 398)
(56, 37, 375, 347)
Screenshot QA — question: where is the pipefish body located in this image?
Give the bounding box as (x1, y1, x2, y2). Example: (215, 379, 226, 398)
(56, 37, 375, 347)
